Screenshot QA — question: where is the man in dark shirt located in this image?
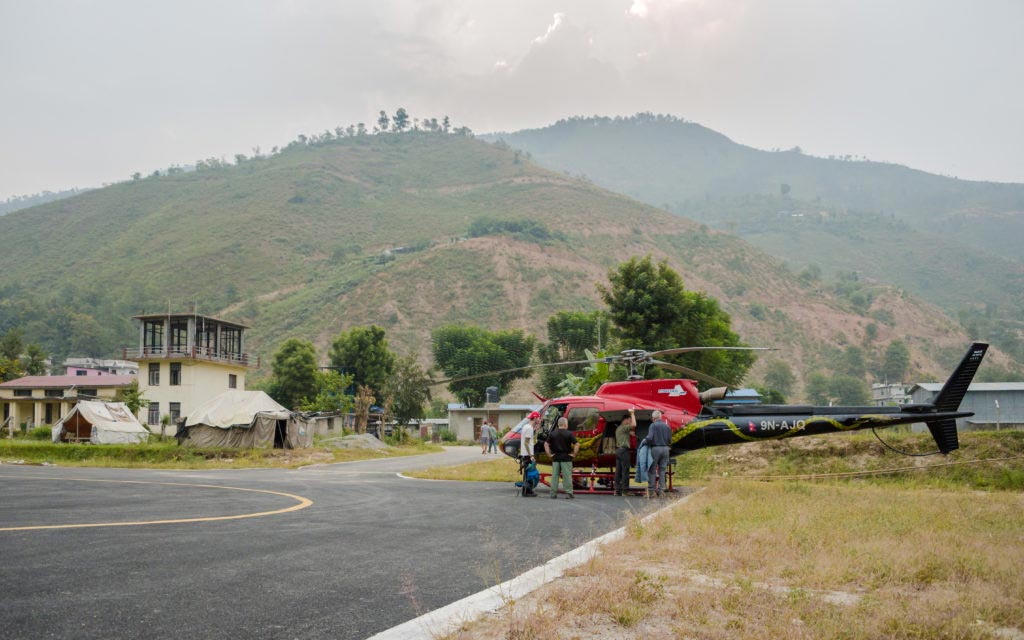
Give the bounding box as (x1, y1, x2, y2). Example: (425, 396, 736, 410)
(544, 416, 579, 499)
(644, 410, 672, 497)
(614, 408, 636, 496)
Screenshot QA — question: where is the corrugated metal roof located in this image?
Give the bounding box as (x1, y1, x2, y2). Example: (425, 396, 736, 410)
(0, 375, 135, 388)
(448, 404, 540, 411)
(911, 382, 1024, 392)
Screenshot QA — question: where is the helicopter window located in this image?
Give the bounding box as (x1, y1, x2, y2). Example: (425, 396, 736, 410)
(566, 406, 601, 432)
(540, 405, 565, 435)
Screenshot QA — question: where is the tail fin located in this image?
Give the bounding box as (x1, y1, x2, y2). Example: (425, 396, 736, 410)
(925, 419, 959, 455)
(933, 342, 988, 412)
(926, 342, 988, 453)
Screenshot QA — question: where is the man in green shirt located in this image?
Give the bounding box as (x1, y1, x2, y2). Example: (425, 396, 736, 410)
(614, 408, 636, 496)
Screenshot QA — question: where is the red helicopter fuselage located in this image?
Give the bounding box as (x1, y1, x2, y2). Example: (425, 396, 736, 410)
(501, 378, 706, 467)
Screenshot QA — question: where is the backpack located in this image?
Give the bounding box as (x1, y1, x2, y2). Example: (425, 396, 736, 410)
(525, 461, 540, 485)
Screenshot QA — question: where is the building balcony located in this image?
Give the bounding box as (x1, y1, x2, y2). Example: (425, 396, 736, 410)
(122, 346, 259, 368)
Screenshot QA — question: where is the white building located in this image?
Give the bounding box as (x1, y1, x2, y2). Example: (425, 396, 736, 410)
(447, 403, 541, 442)
(124, 313, 256, 428)
(872, 383, 910, 406)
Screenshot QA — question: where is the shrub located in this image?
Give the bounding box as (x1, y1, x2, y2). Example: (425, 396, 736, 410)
(29, 425, 53, 440)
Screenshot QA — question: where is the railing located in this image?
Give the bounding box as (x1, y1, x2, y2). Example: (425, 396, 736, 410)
(122, 347, 258, 367)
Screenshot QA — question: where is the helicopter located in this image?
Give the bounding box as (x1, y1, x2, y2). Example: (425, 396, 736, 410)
(482, 342, 988, 493)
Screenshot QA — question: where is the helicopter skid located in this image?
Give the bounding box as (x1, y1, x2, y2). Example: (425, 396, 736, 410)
(538, 468, 675, 495)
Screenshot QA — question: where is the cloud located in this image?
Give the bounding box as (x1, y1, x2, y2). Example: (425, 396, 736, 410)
(627, 1, 649, 18)
(533, 12, 566, 44)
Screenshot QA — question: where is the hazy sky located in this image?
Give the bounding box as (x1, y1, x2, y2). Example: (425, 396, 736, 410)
(2, 0, 1022, 200)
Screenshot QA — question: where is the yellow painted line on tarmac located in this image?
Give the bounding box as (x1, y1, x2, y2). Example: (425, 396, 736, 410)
(0, 475, 313, 532)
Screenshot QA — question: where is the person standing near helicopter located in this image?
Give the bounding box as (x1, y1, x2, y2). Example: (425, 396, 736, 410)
(614, 408, 636, 496)
(545, 416, 579, 499)
(645, 409, 672, 497)
(518, 411, 540, 496)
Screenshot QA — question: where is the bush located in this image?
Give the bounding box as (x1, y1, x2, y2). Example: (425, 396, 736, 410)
(29, 425, 53, 440)
(440, 429, 457, 443)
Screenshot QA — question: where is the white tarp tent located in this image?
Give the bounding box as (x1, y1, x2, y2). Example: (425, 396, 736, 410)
(181, 390, 312, 448)
(53, 401, 150, 444)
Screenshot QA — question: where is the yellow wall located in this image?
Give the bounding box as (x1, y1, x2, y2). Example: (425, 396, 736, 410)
(136, 359, 246, 426)
(1, 388, 117, 433)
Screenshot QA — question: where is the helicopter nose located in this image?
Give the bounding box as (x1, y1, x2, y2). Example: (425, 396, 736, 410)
(503, 439, 520, 457)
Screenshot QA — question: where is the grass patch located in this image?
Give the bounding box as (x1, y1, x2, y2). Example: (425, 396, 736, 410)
(404, 456, 540, 482)
(678, 429, 1024, 492)
(0, 439, 443, 469)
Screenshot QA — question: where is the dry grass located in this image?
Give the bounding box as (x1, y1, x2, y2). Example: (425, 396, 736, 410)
(444, 479, 1024, 640)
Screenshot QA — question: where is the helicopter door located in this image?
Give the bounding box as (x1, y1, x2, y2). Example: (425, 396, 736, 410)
(538, 404, 566, 441)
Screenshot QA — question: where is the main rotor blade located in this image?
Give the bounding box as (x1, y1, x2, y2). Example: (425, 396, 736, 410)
(647, 346, 774, 359)
(648, 359, 734, 388)
(429, 358, 617, 386)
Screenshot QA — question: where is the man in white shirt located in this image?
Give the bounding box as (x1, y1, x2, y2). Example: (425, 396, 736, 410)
(519, 411, 540, 496)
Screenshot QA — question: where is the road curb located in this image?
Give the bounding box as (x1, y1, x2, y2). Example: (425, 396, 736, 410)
(367, 488, 702, 640)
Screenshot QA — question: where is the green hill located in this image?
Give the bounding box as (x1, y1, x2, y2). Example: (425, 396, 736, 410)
(0, 131, 1016, 399)
(490, 115, 1024, 362)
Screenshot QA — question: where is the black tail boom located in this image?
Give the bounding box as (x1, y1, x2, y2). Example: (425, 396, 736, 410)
(666, 343, 988, 455)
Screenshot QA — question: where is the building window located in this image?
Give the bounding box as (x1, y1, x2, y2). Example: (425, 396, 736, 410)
(222, 328, 241, 359)
(148, 402, 160, 425)
(144, 320, 164, 352)
(76, 370, 87, 376)
(169, 402, 181, 423)
(77, 389, 97, 399)
(228, 374, 237, 389)
(45, 389, 63, 398)
(13, 389, 31, 397)
(170, 320, 189, 354)
(149, 363, 160, 386)
(170, 363, 181, 386)
(195, 320, 217, 355)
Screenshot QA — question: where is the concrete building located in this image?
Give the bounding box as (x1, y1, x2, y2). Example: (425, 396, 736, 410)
(908, 382, 1024, 431)
(1, 375, 134, 434)
(124, 313, 256, 428)
(64, 357, 139, 377)
(872, 383, 911, 406)
(447, 403, 541, 442)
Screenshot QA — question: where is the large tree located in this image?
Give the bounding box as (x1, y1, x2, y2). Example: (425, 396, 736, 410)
(329, 325, 396, 398)
(599, 255, 754, 386)
(383, 354, 432, 426)
(763, 360, 796, 397)
(22, 343, 47, 376)
(829, 374, 871, 405)
(300, 370, 354, 414)
(537, 310, 610, 397)
(881, 339, 911, 382)
(432, 325, 535, 407)
(0, 329, 25, 382)
(269, 338, 319, 409)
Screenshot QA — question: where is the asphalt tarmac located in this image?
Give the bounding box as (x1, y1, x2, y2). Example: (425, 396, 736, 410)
(0, 448, 677, 639)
